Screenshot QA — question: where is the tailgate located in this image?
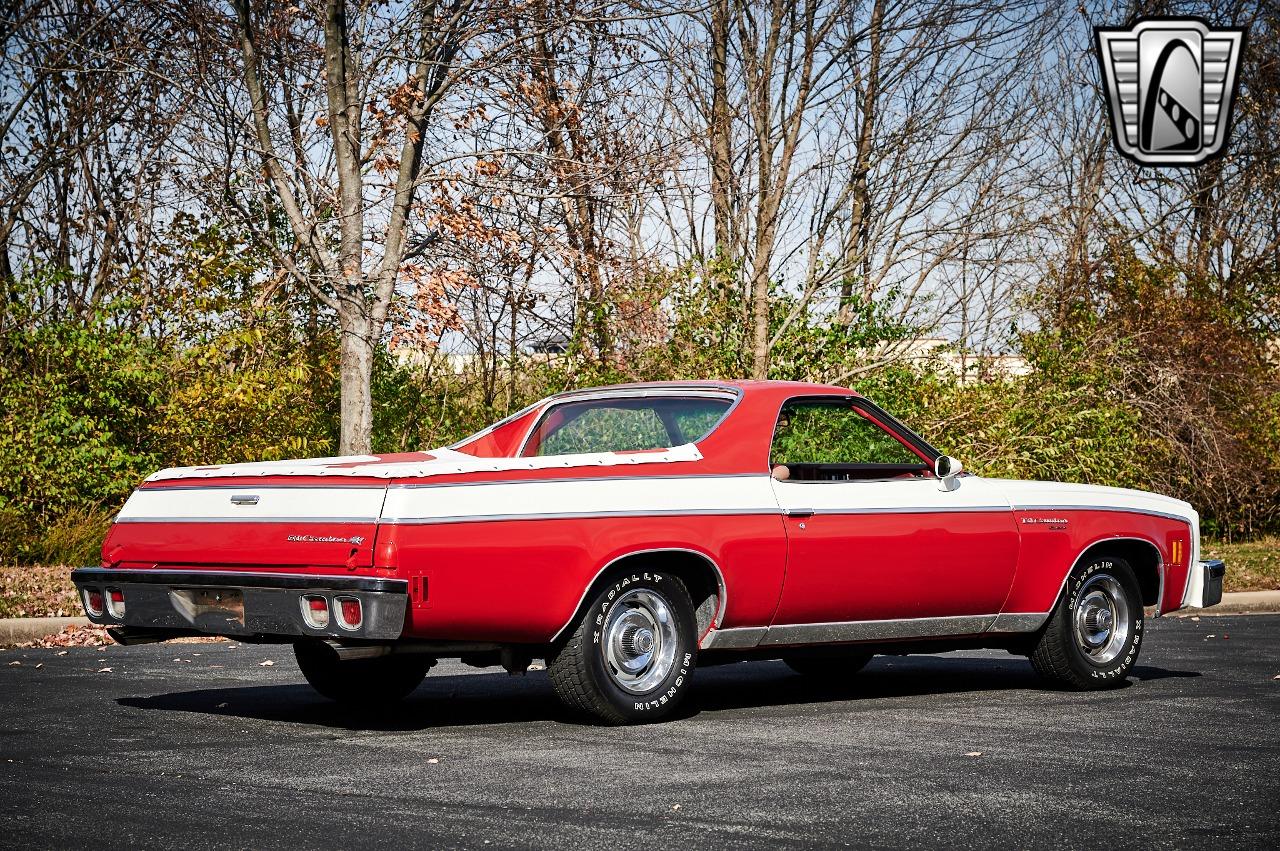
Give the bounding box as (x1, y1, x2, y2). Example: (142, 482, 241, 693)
(102, 482, 387, 568)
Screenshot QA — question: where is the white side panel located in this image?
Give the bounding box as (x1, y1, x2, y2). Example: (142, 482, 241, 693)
(382, 475, 779, 523)
(995, 479, 1197, 524)
(117, 487, 386, 523)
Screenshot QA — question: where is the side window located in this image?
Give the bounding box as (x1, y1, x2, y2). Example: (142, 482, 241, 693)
(770, 401, 925, 480)
(522, 396, 733, 457)
(531, 405, 669, 456)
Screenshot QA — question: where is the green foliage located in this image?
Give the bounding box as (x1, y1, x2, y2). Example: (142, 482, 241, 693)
(771, 402, 922, 465)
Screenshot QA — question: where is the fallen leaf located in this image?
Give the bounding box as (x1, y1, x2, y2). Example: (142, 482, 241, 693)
(1205, 634, 1216, 639)
(217, 702, 229, 708)
(965, 751, 983, 757)
(259, 660, 275, 667)
(7, 661, 19, 667)
(672, 804, 682, 811)
(56, 651, 68, 656)
(34, 664, 42, 669)
(427, 758, 440, 764)
(1190, 616, 1200, 621)
(527, 663, 545, 671)
(96, 667, 112, 673)
(1272, 675, 1279, 680)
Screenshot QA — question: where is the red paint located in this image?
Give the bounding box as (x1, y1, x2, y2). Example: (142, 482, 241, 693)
(101, 380, 1205, 646)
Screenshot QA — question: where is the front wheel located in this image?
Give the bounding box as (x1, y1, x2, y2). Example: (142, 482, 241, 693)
(548, 571, 698, 724)
(293, 641, 431, 705)
(1030, 555, 1144, 689)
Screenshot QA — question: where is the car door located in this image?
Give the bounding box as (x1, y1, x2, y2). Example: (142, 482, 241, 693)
(767, 397, 1019, 629)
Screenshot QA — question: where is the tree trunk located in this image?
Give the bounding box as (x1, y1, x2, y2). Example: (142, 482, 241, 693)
(338, 311, 374, 456)
(709, 0, 735, 259)
(838, 0, 882, 324)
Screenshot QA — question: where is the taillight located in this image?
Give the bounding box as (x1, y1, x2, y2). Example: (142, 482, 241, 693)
(335, 596, 362, 631)
(83, 588, 104, 617)
(300, 595, 330, 629)
(106, 588, 126, 618)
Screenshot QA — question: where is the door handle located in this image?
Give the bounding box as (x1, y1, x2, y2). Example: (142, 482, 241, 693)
(784, 508, 815, 518)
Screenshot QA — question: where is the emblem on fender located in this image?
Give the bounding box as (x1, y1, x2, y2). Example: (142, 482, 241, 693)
(1095, 17, 1246, 166)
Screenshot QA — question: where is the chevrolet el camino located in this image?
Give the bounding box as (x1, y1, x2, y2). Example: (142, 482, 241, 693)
(72, 381, 1225, 723)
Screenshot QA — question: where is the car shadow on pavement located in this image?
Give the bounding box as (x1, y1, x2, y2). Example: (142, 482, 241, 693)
(116, 656, 1202, 730)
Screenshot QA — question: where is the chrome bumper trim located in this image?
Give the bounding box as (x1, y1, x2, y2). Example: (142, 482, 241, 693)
(70, 568, 407, 640)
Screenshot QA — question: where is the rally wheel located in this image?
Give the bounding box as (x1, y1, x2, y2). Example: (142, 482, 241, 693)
(548, 571, 698, 724)
(1030, 555, 1144, 689)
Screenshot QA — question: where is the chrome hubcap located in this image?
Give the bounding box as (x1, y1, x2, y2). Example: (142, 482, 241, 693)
(602, 589, 678, 694)
(1073, 573, 1131, 666)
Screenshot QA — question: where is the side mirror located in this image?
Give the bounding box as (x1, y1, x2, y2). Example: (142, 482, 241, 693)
(934, 455, 964, 482)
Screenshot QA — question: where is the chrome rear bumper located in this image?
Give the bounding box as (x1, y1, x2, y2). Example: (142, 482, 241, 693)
(70, 568, 407, 641)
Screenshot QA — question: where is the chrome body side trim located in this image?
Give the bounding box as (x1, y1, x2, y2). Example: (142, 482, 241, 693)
(759, 614, 997, 646)
(988, 612, 1051, 633)
(549, 547, 729, 644)
(385, 508, 784, 525)
(701, 614, 1010, 650)
(699, 626, 768, 650)
(1012, 504, 1192, 524)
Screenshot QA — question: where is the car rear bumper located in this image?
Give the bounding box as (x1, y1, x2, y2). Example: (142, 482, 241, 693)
(70, 568, 407, 641)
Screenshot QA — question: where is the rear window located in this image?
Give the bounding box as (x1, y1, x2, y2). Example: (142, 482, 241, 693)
(522, 396, 733, 457)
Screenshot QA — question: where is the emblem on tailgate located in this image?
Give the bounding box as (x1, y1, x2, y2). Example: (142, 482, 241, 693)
(229, 494, 260, 505)
(287, 534, 365, 545)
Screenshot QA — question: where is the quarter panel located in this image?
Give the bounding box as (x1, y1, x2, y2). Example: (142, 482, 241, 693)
(385, 513, 787, 643)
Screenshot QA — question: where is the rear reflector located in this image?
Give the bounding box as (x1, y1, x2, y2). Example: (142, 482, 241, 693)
(83, 588, 104, 618)
(300, 595, 330, 629)
(106, 588, 126, 618)
(335, 597, 362, 631)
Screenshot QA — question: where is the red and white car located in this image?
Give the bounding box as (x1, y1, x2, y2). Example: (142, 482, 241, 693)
(73, 381, 1224, 723)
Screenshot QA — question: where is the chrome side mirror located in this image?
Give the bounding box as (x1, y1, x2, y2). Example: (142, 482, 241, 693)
(935, 455, 963, 490)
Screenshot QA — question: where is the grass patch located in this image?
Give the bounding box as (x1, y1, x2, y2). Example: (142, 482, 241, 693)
(1204, 537, 1280, 593)
(0, 564, 80, 618)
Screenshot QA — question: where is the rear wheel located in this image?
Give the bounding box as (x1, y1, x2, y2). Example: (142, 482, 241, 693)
(548, 571, 698, 724)
(783, 650, 874, 678)
(293, 641, 431, 705)
(1030, 555, 1144, 689)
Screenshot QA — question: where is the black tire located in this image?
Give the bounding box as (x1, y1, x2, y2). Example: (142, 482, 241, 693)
(1030, 554, 1144, 690)
(293, 641, 431, 705)
(547, 570, 698, 724)
(783, 650, 874, 678)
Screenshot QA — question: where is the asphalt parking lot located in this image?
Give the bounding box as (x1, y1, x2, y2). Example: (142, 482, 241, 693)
(1, 615, 1277, 849)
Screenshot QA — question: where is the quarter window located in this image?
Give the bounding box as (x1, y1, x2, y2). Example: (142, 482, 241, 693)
(523, 396, 733, 457)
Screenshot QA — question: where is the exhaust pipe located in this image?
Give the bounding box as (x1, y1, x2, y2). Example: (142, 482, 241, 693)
(324, 641, 392, 661)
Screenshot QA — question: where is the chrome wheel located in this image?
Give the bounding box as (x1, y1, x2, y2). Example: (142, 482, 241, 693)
(1072, 572, 1131, 666)
(602, 588, 678, 694)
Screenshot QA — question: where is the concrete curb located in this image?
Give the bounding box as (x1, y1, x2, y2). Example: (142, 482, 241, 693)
(0, 616, 90, 644)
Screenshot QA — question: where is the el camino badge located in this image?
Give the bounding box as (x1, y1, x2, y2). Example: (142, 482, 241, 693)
(287, 534, 365, 545)
(1021, 516, 1069, 530)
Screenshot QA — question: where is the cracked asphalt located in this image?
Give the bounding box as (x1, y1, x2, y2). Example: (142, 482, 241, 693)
(1, 615, 1277, 849)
